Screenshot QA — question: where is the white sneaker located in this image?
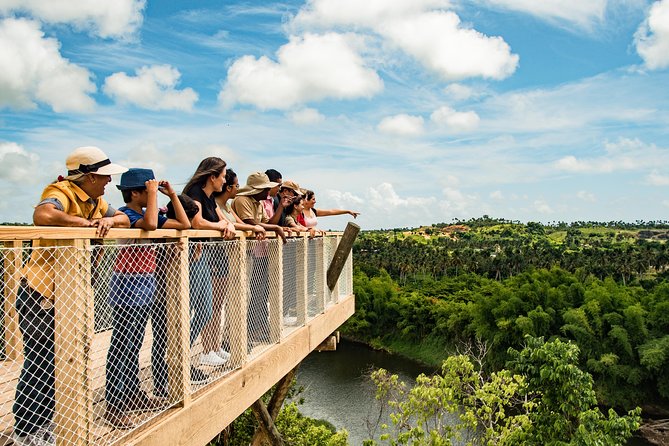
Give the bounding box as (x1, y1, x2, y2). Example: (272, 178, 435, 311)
(200, 351, 228, 367)
(12, 423, 55, 446)
(216, 348, 231, 361)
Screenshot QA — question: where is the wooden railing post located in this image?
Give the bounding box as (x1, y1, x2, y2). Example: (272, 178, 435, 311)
(3, 241, 23, 360)
(165, 237, 191, 406)
(295, 239, 308, 325)
(229, 236, 248, 365)
(268, 238, 283, 343)
(53, 239, 94, 446)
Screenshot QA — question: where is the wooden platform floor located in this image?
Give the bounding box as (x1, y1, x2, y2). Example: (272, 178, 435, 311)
(0, 317, 304, 446)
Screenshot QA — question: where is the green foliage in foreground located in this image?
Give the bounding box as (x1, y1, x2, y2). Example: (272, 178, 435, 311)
(366, 337, 641, 446)
(208, 403, 348, 446)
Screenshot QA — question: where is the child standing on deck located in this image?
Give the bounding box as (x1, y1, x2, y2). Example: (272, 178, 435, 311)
(104, 168, 190, 429)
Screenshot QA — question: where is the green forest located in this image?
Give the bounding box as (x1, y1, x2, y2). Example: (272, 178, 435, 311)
(334, 217, 669, 443)
(346, 217, 669, 410)
(220, 217, 669, 445)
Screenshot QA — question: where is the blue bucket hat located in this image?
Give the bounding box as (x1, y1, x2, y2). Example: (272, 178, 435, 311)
(116, 168, 155, 190)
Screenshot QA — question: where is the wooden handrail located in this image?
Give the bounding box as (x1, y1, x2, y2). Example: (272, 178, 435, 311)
(0, 226, 342, 241)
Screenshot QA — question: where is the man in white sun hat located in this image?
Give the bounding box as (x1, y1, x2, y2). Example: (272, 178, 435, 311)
(13, 146, 129, 446)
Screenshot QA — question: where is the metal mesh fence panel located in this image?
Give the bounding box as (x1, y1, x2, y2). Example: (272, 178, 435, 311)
(306, 238, 323, 319)
(323, 236, 337, 308)
(244, 238, 281, 359)
(281, 239, 300, 330)
(189, 240, 240, 390)
(1, 243, 94, 446)
(1, 233, 349, 445)
(338, 242, 354, 298)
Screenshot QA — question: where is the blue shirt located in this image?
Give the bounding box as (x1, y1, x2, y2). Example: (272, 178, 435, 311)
(120, 206, 168, 228)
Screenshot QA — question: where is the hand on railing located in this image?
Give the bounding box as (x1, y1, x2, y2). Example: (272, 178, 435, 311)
(307, 228, 325, 239)
(252, 225, 266, 241)
(274, 227, 288, 244)
(91, 217, 115, 237)
(221, 220, 236, 240)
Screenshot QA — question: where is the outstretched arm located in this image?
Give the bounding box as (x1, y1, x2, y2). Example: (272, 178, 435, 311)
(314, 208, 360, 218)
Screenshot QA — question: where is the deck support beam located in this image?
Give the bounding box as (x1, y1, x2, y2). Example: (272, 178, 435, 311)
(250, 366, 298, 446)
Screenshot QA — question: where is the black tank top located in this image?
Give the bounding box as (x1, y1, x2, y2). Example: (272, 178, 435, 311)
(186, 186, 219, 223)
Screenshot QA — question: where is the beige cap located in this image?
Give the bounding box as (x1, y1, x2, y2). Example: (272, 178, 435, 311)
(280, 180, 303, 195)
(237, 171, 280, 196)
(66, 146, 127, 177)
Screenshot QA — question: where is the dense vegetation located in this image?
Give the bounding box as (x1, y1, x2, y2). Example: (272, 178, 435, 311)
(367, 337, 641, 445)
(346, 218, 669, 412)
(357, 216, 669, 285)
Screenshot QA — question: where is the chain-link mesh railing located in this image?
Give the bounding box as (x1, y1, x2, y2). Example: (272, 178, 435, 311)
(0, 233, 353, 446)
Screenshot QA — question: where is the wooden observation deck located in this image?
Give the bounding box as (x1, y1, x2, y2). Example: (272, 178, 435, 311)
(0, 226, 357, 445)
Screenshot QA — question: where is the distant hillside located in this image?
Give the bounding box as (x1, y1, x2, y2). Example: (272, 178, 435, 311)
(355, 216, 669, 284)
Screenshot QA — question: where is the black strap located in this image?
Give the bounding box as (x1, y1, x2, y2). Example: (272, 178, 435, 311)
(67, 158, 111, 175)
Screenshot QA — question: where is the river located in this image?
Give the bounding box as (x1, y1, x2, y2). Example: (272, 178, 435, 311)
(294, 339, 652, 446)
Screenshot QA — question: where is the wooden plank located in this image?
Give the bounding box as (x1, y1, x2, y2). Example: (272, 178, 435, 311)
(309, 295, 354, 352)
(0, 227, 278, 241)
(165, 237, 191, 407)
(3, 241, 23, 361)
(316, 335, 338, 352)
(326, 222, 360, 290)
(127, 294, 354, 446)
(268, 239, 282, 343)
(0, 361, 21, 384)
(53, 239, 94, 445)
(0, 227, 342, 242)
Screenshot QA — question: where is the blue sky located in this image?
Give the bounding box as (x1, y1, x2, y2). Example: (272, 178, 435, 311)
(1, 0, 669, 230)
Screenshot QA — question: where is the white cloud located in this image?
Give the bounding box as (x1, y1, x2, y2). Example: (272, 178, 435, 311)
(219, 32, 383, 110)
(322, 189, 365, 208)
(534, 199, 554, 214)
(443, 83, 477, 101)
(0, 141, 41, 182)
(366, 182, 436, 209)
(554, 138, 661, 174)
(380, 11, 518, 81)
(635, 0, 669, 70)
(576, 190, 596, 202)
(430, 106, 480, 132)
(490, 190, 504, 200)
(441, 187, 478, 215)
(647, 170, 669, 185)
(477, 0, 607, 29)
(292, 0, 452, 29)
(287, 107, 325, 124)
(377, 114, 425, 136)
(0, 18, 96, 112)
(103, 65, 198, 111)
(291, 0, 518, 81)
(663, 200, 669, 208)
(0, 0, 145, 39)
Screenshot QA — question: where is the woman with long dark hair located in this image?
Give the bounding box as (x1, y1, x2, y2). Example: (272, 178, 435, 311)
(198, 169, 266, 366)
(183, 157, 235, 383)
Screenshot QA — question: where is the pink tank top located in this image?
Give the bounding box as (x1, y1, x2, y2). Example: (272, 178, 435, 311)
(303, 210, 318, 228)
